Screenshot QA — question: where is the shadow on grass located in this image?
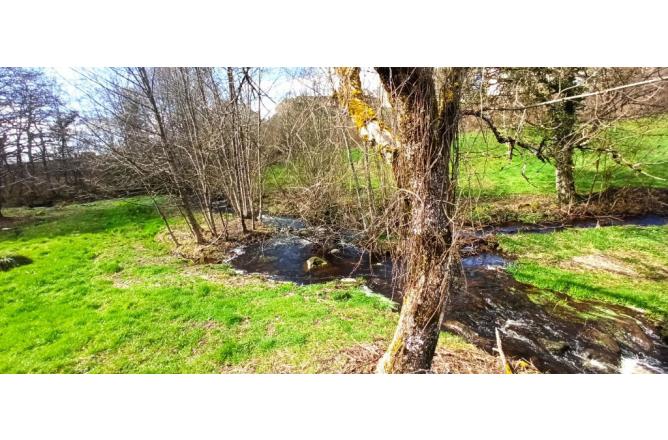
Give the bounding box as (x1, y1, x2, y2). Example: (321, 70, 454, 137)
(510, 263, 668, 319)
(0, 255, 33, 271)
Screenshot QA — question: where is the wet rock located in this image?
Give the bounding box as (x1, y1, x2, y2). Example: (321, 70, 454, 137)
(581, 351, 616, 373)
(659, 322, 668, 345)
(305, 256, 328, 271)
(606, 319, 654, 352)
(540, 339, 570, 355)
(581, 328, 621, 356)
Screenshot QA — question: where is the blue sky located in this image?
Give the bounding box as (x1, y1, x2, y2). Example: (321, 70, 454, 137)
(48, 67, 383, 118)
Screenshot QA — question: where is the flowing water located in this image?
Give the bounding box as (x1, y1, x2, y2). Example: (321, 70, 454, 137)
(228, 215, 668, 373)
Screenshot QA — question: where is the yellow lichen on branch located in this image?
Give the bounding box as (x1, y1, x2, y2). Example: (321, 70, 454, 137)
(334, 67, 396, 159)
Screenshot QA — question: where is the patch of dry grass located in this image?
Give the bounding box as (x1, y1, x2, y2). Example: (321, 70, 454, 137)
(333, 336, 538, 374)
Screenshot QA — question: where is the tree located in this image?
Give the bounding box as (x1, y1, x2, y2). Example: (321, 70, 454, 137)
(463, 67, 668, 206)
(0, 67, 75, 209)
(81, 67, 266, 244)
(336, 67, 465, 373)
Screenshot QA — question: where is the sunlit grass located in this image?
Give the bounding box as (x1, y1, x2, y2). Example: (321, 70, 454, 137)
(0, 198, 403, 373)
(459, 114, 668, 198)
(498, 224, 668, 319)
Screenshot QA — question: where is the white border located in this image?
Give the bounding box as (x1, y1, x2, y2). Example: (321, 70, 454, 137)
(1, 374, 665, 439)
(2, 1, 666, 66)
(1, 1, 666, 438)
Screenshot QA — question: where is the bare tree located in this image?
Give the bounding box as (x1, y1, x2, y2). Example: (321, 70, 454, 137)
(77, 67, 266, 244)
(0, 67, 82, 209)
(336, 67, 465, 373)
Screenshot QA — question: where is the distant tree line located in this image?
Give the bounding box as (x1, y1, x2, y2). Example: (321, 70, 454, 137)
(0, 68, 89, 215)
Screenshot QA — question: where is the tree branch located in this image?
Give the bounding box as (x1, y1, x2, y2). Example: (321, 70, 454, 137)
(462, 109, 547, 161)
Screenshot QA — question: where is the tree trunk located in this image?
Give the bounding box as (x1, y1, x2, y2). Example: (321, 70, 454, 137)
(182, 200, 205, 244)
(549, 69, 581, 207)
(374, 67, 463, 373)
(336, 67, 464, 373)
(135, 67, 207, 243)
(555, 144, 576, 206)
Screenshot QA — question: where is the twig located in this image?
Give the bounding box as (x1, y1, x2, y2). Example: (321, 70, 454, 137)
(495, 328, 513, 374)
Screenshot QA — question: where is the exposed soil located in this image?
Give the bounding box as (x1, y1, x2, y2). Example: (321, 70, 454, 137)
(0, 215, 25, 230)
(465, 187, 668, 228)
(157, 217, 274, 264)
(567, 254, 638, 276)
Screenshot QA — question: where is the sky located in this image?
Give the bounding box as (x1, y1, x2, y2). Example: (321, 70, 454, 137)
(48, 67, 384, 118)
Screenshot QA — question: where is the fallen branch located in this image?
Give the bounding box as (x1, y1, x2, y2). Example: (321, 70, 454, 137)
(495, 328, 513, 374)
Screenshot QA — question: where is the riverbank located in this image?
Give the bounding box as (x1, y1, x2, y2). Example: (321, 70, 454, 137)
(222, 210, 668, 373)
(0, 198, 513, 373)
(3, 197, 667, 373)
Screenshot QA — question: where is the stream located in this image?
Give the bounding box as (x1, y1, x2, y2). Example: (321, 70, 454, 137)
(229, 214, 668, 373)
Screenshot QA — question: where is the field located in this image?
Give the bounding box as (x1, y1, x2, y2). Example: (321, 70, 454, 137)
(1, 117, 666, 373)
(460, 115, 668, 198)
(1, 199, 497, 373)
(0, 199, 400, 373)
(498, 224, 668, 320)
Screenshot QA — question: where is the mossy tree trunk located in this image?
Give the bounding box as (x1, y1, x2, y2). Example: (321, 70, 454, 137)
(548, 69, 581, 207)
(554, 143, 576, 206)
(335, 67, 465, 373)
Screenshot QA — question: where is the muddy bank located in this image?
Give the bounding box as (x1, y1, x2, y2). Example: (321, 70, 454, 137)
(444, 267, 668, 373)
(467, 187, 668, 227)
(228, 214, 668, 373)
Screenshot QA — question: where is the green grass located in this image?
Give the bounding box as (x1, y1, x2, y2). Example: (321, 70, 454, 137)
(498, 224, 668, 319)
(0, 198, 406, 373)
(265, 116, 667, 225)
(459, 114, 668, 198)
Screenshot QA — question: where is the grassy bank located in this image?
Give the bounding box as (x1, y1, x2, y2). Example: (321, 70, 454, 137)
(0, 199, 399, 373)
(498, 223, 668, 320)
(460, 114, 668, 198)
(263, 115, 668, 224)
(1, 198, 496, 373)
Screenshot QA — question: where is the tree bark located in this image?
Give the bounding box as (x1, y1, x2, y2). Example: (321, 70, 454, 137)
(555, 144, 576, 206)
(375, 67, 463, 373)
(135, 67, 206, 243)
(335, 67, 464, 373)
